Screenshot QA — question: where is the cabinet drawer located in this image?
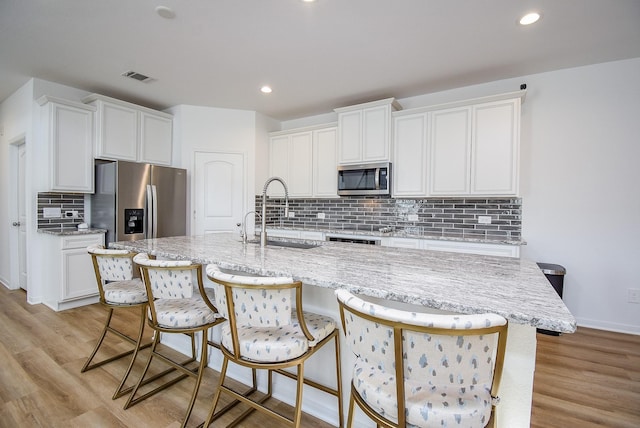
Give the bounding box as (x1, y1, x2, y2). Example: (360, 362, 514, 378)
(61, 234, 104, 250)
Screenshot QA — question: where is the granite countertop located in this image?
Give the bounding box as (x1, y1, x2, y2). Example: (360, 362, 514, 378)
(38, 228, 107, 236)
(260, 226, 525, 246)
(111, 233, 575, 333)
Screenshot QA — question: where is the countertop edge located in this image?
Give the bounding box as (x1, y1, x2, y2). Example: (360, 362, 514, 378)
(38, 228, 107, 236)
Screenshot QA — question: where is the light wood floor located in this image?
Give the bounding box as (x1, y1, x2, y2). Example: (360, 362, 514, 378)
(0, 286, 638, 427)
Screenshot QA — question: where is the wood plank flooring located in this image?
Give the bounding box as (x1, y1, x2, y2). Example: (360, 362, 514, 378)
(0, 285, 638, 427)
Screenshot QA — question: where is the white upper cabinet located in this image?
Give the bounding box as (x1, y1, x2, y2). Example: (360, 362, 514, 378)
(471, 99, 520, 195)
(335, 98, 400, 164)
(83, 94, 173, 166)
(269, 124, 338, 198)
(269, 130, 313, 198)
(429, 106, 473, 195)
(393, 112, 429, 197)
(429, 99, 520, 196)
(139, 111, 173, 166)
(37, 96, 96, 193)
(313, 126, 338, 198)
(389, 92, 523, 197)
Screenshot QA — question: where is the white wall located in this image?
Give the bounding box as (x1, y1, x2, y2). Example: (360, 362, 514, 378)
(0, 78, 91, 302)
(518, 59, 640, 334)
(0, 79, 33, 289)
(168, 104, 259, 233)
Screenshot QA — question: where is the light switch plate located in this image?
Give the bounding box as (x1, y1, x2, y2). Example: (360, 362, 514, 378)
(407, 214, 419, 222)
(317, 212, 325, 219)
(43, 207, 61, 218)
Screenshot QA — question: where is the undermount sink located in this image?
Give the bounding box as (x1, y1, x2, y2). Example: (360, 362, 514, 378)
(246, 239, 319, 249)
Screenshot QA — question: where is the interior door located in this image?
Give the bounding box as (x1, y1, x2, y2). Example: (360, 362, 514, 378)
(194, 151, 245, 235)
(18, 143, 26, 289)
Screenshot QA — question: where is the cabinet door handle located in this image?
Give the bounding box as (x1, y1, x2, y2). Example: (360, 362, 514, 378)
(12, 222, 21, 227)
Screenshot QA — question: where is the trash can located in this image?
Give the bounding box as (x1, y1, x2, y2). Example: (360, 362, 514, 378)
(536, 263, 566, 336)
(537, 263, 566, 298)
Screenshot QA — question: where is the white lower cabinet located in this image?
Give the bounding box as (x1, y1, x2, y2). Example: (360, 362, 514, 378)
(383, 237, 422, 249)
(423, 239, 520, 258)
(44, 233, 104, 311)
(382, 236, 519, 258)
(265, 229, 519, 258)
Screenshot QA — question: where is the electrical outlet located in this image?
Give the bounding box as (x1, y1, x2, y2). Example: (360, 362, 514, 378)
(407, 214, 419, 222)
(288, 211, 295, 218)
(317, 212, 325, 219)
(478, 216, 492, 224)
(628, 288, 640, 304)
(64, 210, 79, 219)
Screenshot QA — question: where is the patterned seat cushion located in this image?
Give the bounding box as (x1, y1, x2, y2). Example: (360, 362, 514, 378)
(353, 358, 492, 427)
(103, 278, 147, 304)
(153, 288, 221, 329)
(220, 310, 336, 362)
(291, 311, 336, 347)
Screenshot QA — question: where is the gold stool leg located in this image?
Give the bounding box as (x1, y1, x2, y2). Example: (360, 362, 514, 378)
(112, 304, 149, 399)
(180, 329, 210, 428)
(293, 364, 305, 427)
(81, 307, 116, 372)
(203, 355, 230, 426)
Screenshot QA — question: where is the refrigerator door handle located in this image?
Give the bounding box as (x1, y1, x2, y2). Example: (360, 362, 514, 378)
(146, 184, 153, 239)
(151, 184, 158, 239)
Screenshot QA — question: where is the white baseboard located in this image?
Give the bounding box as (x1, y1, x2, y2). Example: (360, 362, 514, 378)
(576, 317, 640, 335)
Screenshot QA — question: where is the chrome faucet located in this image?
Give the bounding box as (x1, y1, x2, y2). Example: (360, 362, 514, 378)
(260, 177, 289, 247)
(240, 211, 261, 244)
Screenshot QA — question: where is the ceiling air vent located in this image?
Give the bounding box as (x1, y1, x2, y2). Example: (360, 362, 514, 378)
(121, 70, 155, 83)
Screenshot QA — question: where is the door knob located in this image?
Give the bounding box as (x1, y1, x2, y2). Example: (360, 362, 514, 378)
(12, 222, 21, 227)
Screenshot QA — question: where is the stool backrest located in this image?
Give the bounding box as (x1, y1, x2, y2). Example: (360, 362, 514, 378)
(336, 289, 508, 427)
(206, 265, 314, 358)
(87, 244, 136, 282)
(133, 253, 196, 299)
(206, 265, 295, 327)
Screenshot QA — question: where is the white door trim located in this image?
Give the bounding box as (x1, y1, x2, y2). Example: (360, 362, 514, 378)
(8, 134, 26, 290)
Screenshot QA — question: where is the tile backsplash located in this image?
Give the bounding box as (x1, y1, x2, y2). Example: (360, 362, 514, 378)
(37, 192, 86, 230)
(256, 196, 521, 241)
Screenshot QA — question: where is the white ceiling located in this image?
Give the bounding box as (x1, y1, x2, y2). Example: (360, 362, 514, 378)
(1, 0, 639, 120)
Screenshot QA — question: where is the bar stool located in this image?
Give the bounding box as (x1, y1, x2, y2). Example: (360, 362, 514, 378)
(127, 253, 224, 428)
(336, 289, 508, 428)
(203, 265, 343, 428)
(83, 245, 150, 400)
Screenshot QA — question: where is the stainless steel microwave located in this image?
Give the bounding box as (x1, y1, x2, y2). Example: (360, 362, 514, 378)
(337, 162, 391, 196)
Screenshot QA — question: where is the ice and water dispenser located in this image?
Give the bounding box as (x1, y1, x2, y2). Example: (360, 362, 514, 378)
(124, 209, 144, 235)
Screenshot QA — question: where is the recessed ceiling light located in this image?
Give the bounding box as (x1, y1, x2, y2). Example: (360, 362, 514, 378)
(261, 86, 273, 94)
(302, 0, 317, 3)
(156, 6, 176, 19)
(519, 12, 541, 25)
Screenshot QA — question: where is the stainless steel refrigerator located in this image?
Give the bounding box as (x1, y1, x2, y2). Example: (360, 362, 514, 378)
(91, 160, 187, 245)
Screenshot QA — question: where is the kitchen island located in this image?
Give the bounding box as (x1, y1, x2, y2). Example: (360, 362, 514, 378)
(112, 233, 576, 427)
